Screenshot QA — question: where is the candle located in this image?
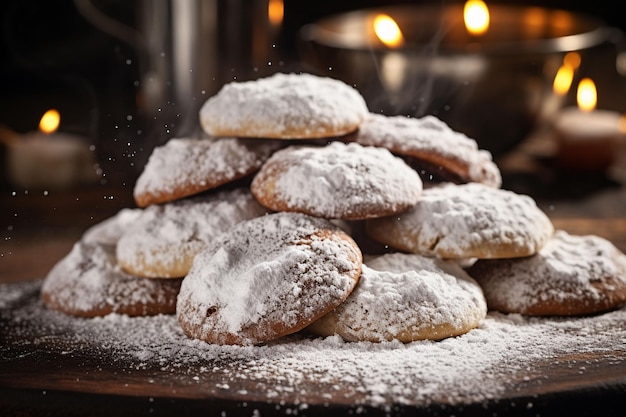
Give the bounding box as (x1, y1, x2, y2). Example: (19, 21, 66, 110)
(2, 109, 100, 189)
(553, 78, 623, 171)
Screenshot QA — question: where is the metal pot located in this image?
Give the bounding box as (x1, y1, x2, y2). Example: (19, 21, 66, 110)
(298, 4, 623, 155)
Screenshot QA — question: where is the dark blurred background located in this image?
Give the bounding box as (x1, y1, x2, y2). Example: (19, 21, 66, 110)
(0, 0, 624, 188)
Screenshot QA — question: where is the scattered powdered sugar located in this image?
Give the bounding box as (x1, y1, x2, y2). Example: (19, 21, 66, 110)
(255, 142, 422, 219)
(355, 113, 502, 187)
(177, 212, 361, 344)
(199, 73, 369, 138)
(2, 280, 626, 411)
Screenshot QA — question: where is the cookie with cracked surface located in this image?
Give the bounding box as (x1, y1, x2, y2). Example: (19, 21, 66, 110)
(176, 212, 362, 345)
(467, 230, 626, 316)
(308, 252, 487, 342)
(366, 183, 554, 259)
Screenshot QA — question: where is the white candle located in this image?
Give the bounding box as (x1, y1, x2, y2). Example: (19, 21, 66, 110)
(552, 77, 623, 171)
(2, 110, 100, 189)
(553, 107, 623, 171)
(7, 132, 100, 189)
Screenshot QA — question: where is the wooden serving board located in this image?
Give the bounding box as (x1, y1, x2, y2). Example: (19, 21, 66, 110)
(1, 280, 626, 417)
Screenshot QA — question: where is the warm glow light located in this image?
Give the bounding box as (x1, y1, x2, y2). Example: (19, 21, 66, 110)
(553, 65, 574, 96)
(373, 14, 404, 48)
(464, 0, 490, 36)
(619, 115, 626, 134)
(39, 109, 60, 134)
(268, 0, 284, 26)
(563, 52, 581, 69)
(577, 78, 597, 112)
(552, 53, 580, 96)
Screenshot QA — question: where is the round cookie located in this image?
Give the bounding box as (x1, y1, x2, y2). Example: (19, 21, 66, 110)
(251, 141, 423, 220)
(354, 113, 502, 188)
(199, 72, 369, 139)
(366, 183, 554, 259)
(134, 136, 281, 207)
(467, 230, 626, 316)
(41, 241, 182, 318)
(117, 188, 268, 279)
(176, 212, 363, 345)
(307, 253, 487, 342)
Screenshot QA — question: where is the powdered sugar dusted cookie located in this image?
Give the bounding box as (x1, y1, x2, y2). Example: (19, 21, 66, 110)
(354, 114, 501, 188)
(176, 212, 362, 345)
(134, 136, 281, 207)
(117, 188, 268, 279)
(467, 230, 626, 316)
(366, 183, 554, 259)
(308, 253, 487, 342)
(199, 73, 369, 139)
(41, 241, 182, 317)
(251, 141, 423, 220)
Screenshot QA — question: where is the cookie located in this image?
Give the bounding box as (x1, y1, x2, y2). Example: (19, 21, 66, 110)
(133, 136, 281, 207)
(117, 188, 268, 279)
(176, 212, 363, 345)
(251, 141, 423, 220)
(199, 73, 369, 139)
(366, 183, 554, 259)
(41, 241, 181, 317)
(308, 253, 487, 342)
(354, 114, 501, 188)
(467, 230, 626, 316)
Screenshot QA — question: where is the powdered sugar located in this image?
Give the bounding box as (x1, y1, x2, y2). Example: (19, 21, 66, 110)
(199, 73, 369, 138)
(252, 142, 423, 219)
(2, 281, 626, 411)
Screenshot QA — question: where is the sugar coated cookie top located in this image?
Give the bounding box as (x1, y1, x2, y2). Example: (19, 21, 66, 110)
(251, 141, 423, 220)
(355, 114, 501, 188)
(199, 73, 369, 139)
(177, 212, 362, 345)
(117, 188, 268, 278)
(82, 208, 143, 246)
(366, 183, 554, 259)
(41, 241, 181, 317)
(468, 230, 626, 315)
(308, 252, 487, 342)
(134, 137, 281, 207)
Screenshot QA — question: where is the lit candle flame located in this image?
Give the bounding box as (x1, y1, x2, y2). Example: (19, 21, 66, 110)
(39, 109, 60, 134)
(373, 14, 404, 48)
(464, 0, 490, 36)
(553, 66, 573, 96)
(268, 0, 284, 26)
(577, 78, 597, 112)
(552, 52, 580, 96)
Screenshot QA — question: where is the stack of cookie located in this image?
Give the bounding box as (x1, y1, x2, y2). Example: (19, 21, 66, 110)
(41, 73, 626, 346)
